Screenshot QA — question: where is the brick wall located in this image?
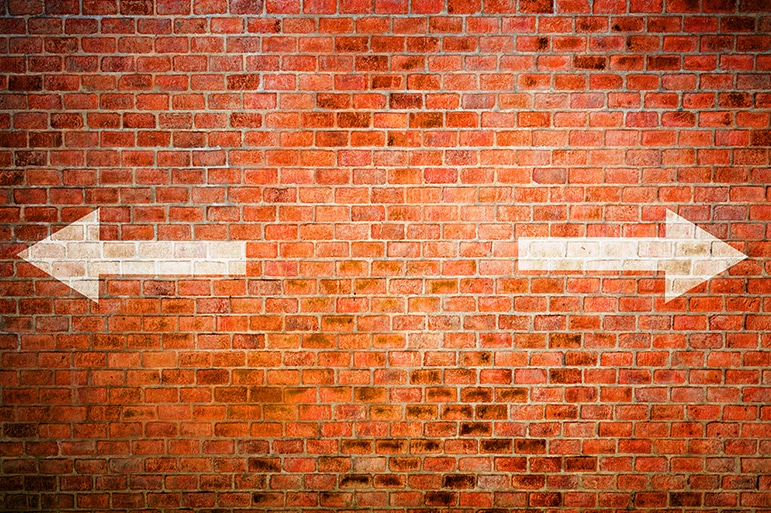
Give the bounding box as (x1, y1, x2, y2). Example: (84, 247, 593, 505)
(2, 0, 771, 510)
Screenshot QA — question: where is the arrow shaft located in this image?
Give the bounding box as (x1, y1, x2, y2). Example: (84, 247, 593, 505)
(96, 241, 247, 276)
(518, 237, 678, 272)
(30, 240, 247, 279)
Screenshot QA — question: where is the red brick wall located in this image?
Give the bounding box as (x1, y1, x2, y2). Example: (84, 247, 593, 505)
(2, 0, 771, 510)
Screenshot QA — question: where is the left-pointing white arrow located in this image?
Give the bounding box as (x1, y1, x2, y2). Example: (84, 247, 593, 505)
(16, 209, 247, 302)
(518, 209, 748, 302)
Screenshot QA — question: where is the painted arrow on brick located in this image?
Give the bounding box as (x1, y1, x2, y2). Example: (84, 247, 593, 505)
(16, 209, 246, 302)
(518, 209, 748, 302)
(19, 208, 748, 303)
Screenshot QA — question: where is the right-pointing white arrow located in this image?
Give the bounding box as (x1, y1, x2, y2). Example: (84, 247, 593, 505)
(518, 209, 748, 302)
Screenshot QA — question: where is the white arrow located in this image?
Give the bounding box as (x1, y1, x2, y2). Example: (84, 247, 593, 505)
(18, 208, 748, 304)
(16, 209, 246, 302)
(518, 209, 748, 302)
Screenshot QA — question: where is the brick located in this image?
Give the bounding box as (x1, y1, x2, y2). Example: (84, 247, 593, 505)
(1, 2, 770, 510)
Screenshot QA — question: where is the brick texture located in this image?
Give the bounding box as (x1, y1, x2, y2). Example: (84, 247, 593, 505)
(1, 0, 771, 511)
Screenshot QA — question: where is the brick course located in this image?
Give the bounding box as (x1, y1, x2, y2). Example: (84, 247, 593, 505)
(1, 0, 771, 510)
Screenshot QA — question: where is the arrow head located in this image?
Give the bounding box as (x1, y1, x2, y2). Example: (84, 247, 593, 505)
(16, 209, 102, 302)
(663, 209, 747, 302)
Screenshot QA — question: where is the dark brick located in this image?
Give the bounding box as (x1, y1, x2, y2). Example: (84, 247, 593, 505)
(406, 405, 436, 420)
(0, 169, 25, 185)
(516, 439, 546, 454)
(317, 94, 350, 109)
(550, 368, 582, 384)
(411, 439, 441, 453)
(549, 332, 582, 348)
(248, 458, 280, 472)
(47, 0, 81, 13)
(338, 112, 371, 128)
(411, 369, 441, 384)
(28, 132, 62, 148)
(230, 0, 263, 13)
(252, 492, 283, 506)
(480, 439, 512, 453)
(390, 93, 422, 109)
(4, 423, 37, 438)
(496, 388, 528, 402)
(374, 475, 403, 487)
(227, 74, 260, 90)
(443, 404, 474, 419)
(24, 476, 56, 491)
(513, 474, 546, 488)
(740, 0, 771, 11)
(722, 16, 756, 31)
(120, 0, 153, 14)
(14, 151, 46, 167)
(565, 456, 597, 471)
(670, 492, 703, 506)
(341, 439, 372, 453)
(9, 75, 42, 91)
(377, 439, 407, 452)
(648, 55, 680, 70)
(249, 387, 282, 403)
(476, 404, 507, 419)
(459, 422, 490, 436)
(461, 387, 492, 402)
(530, 492, 562, 507)
(340, 475, 371, 488)
(751, 130, 771, 146)
(426, 491, 457, 506)
(520, 0, 553, 13)
(410, 112, 443, 128)
(574, 55, 607, 70)
(371, 75, 402, 89)
(426, 387, 455, 401)
(442, 474, 476, 489)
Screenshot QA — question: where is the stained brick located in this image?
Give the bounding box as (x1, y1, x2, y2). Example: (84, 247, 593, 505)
(442, 474, 476, 489)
